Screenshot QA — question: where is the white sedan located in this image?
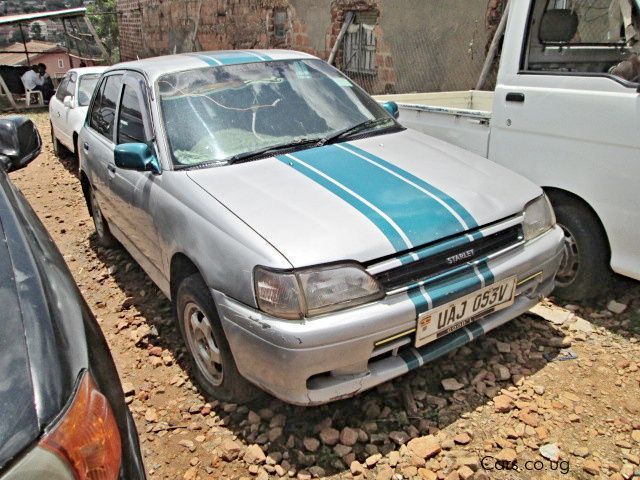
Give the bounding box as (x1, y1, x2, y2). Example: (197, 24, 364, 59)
(49, 66, 106, 158)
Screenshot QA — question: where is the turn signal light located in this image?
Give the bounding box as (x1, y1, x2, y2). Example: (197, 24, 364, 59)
(41, 371, 122, 480)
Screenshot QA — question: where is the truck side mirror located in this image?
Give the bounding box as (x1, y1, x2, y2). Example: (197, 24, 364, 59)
(382, 101, 400, 119)
(63, 95, 74, 109)
(0, 116, 41, 173)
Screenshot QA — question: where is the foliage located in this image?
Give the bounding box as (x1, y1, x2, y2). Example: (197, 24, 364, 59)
(86, 0, 120, 64)
(30, 23, 45, 41)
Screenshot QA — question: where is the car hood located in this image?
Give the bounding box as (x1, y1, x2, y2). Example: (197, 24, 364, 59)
(187, 129, 541, 267)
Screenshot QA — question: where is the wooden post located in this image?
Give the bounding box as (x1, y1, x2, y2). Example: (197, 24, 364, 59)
(18, 23, 30, 66)
(328, 11, 354, 66)
(476, 0, 510, 91)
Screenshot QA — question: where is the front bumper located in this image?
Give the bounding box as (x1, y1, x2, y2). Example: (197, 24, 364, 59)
(215, 226, 564, 405)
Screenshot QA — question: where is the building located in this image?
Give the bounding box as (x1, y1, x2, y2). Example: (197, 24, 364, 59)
(117, 0, 496, 94)
(0, 40, 74, 79)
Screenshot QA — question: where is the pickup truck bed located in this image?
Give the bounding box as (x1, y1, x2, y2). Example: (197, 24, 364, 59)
(375, 91, 493, 157)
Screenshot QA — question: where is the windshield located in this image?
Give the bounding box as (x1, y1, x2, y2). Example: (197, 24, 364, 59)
(78, 74, 101, 106)
(157, 59, 394, 167)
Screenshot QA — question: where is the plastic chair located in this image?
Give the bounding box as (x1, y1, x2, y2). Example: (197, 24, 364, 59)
(25, 89, 43, 106)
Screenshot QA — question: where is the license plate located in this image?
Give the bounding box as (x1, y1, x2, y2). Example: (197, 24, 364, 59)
(415, 276, 517, 348)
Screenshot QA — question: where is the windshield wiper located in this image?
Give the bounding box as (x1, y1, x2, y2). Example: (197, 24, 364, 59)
(319, 117, 397, 146)
(227, 137, 324, 164)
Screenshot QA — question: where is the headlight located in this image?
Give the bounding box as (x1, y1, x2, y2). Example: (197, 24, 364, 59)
(523, 194, 556, 241)
(254, 264, 384, 319)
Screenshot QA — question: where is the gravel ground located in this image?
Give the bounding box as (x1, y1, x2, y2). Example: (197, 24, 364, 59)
(9, 111, 640, 480)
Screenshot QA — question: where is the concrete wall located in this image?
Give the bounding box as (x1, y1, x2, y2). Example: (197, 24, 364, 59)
(117, 0, 491, 94)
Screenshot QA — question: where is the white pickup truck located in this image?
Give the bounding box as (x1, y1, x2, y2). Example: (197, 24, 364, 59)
(377, 0, 640, 301)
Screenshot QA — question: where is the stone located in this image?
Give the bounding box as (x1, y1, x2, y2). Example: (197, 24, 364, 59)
(533, 385, 545, 395)
(457, 456, 480, 471)
(458, 466, 474, 480)
(496, 448, 517, 463)
(319, 427, 340, 446)
(494, 395, 514, 413)
(518, 411, 539, 427)
(569, 317, 595, 334)
(220, 439, 242, 461)
(495, 365, 511, 381)
(530, 303, 573, 325)
(366, 453, 382, 467)
(418, 469, 437, 480)
(441, 378, 464, 391)
(496, 341, 511, 353)
(454, 433, 471, 445)
(388, 450, 400, 467)
(621, 463, 635, 479)
(350, 460, 365, 476)
(121, 382, 135, 396)
(144, 408, 158, 423)
(297, 471, 311, 480)
(244, 444, 266, 464)
(340, 427, 359, 446)
(333, 444, 352, 457)
(389, 430, 411, 446)
(303, 437, 320, 452)
(607, 300, 628, 314)
(407, 436, 441, 459)
(583, 459, 600, 475)
(247, 410, 261, 425)
(376, 466, 394, 480)
(539, 443, 560, 462)
(632, 430, 640, 443)
(308, 466, 325, 478)
(268, 427, 283, 442)
(179, 439, 196, 452)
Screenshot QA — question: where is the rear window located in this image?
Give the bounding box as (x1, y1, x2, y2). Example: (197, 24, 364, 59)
(78, 74, 101, 107)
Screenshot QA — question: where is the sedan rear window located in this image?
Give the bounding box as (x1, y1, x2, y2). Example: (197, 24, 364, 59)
(78, 74, 101, 107)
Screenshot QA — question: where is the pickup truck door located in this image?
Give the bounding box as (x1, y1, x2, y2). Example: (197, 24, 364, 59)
(111, 73, 164, 273)
(490, 71, 640, 280)
(84, 73, 123, 230)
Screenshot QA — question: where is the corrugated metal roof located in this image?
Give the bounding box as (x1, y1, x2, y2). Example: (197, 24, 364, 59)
(0, 7, 86, 25)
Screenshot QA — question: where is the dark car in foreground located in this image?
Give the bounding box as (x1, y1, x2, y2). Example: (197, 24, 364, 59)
(0, 116, 145, 479)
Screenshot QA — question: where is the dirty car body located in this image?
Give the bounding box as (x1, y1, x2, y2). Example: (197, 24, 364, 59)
(78, 50, 564, 405)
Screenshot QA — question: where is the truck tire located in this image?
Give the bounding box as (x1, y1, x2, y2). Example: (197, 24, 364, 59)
(89, 186, 118, 248)
(550, 197, 610, 302)
(176, 273, 259, 403)
(50, 122, 63, 158)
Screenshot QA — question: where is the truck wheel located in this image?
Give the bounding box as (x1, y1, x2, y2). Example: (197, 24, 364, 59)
(89, 186, 118, 248)
(176, 273, 259, 403)
(551, 199, 610, 302)
(50, 123, 62, 158)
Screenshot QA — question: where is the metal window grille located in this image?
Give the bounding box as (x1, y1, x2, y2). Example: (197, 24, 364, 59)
(343, 22, 376, 75)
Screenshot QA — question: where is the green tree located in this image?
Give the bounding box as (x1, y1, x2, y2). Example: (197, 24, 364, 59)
(30, 23, 45, 41)
(86, 0, 119, 63)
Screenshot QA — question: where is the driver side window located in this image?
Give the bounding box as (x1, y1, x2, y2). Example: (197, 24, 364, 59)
(55, 76, 70, 102)
(117, 85, 146, 144)
(524, 0, 640, 83)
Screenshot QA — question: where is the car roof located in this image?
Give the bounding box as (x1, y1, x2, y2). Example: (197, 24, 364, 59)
(68, 66, 108, 76)
(105, 49, 319, 83)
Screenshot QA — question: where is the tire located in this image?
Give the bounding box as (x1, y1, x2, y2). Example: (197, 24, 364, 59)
(88, 185, 118, 248)
(50, 122, 62, 158)
(175, 273, 259, 403)
(551, 198, 611, 302)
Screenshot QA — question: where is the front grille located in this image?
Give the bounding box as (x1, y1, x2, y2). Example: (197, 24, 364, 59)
(375, 224, 523, 292)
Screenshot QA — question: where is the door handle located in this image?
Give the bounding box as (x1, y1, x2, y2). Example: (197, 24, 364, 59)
(83, 142, 89, 152)
(506, 92, 525, 103)
(107, 164, 116, 173)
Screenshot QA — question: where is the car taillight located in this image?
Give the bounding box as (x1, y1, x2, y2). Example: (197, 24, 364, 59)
(40, 371, 122, 480)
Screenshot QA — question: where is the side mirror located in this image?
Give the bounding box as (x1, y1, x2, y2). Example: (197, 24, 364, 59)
(0, 116, 41, 173)
(114, 143, 161, 174)
(63, 96, 73, 109)
(382, 101, 400, 119)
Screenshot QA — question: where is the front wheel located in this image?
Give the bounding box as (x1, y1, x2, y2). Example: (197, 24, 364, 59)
(176, 273, 259, 403)
(89, 186, 118, 248)
(551, 199, 611, 302)
(50, 122, 62, 157)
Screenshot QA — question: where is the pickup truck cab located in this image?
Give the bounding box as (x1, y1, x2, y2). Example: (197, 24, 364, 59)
(377, 0, 640, 301)
(78, 50, 563, 405)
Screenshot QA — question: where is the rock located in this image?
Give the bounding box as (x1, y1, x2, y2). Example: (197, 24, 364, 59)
(121, 382, 135, 396)
(340, 427, 359, 446)
(256, 470, 269, 480)
(377, 465, 394, 480)
(530, 303, 573, 325)
(441, 378, 464, 391)
(365, 453, 382, 467)
(268, 427, 283, 442)
(333, 443, 352, 457)
(496, 448, 517, 463)
(518, 411, 539, 427)
(496, 341, 511, 353)
(494, 395, 514, 413)
(247, 410, 261, 425)
(269, 414, 286, 428)
(458, 466, 474, 480)
(418, 469, 437, 480)
(621, 463, 635, 479)
(583, 459, 600, 475)
(308, 466, 325, 478)
(244, 444, 266, 465)
(388, 450, 400, 467)
(569, 317, 595, 334)
(539, 443, 560, 462)
(297, 471, 311, 480)
(632, 430, 640, 443)
(457, 456, 480, 471)
(389, 430, 411, 446)
(319, 427, 340, 446)
(303, 437, 320, 452)
(179, 439, 196, 452)
(454, 433, 471, 445)
(220, 439, 242, 461)
(495, 364, 511, 381)
(144, 408, 158, 423)
(533, 385, 545, 395)
(407, 436, 441, 459)
(350, 460, 365, 476)
(183, 467, 197, 480)
(573, 447, 590, 458)
(607, 300, 628, 314)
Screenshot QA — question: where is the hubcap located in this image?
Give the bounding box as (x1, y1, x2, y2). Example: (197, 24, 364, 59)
(183, 302, 224, 386)
(556, 223, 580, 287)
(90, 190, 105, 238)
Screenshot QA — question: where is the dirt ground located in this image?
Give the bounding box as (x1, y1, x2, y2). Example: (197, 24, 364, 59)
(9, 111, 640, 480)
